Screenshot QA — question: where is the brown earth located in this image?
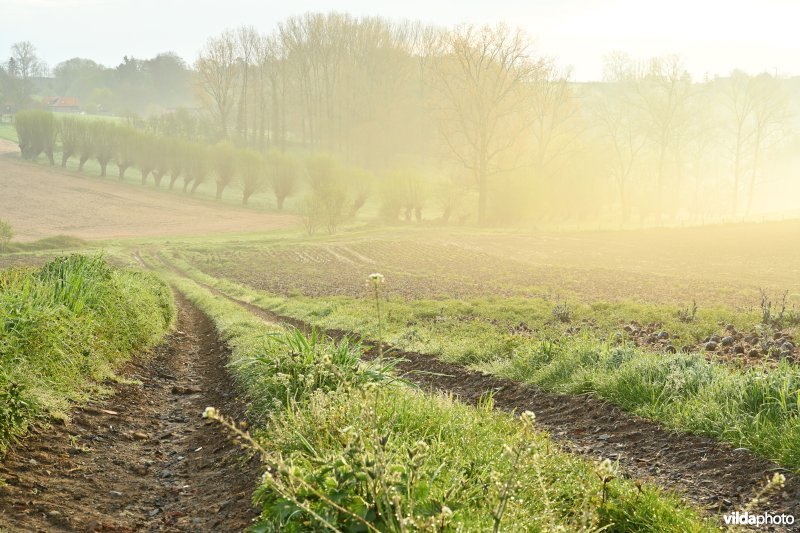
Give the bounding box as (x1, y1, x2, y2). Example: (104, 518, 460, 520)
(0, 140, 17, 155)
(0, 292, 262, 532)
(0, 144, 296, 242)
(181, 219, 800, 308)
(167, 261, 800, 530)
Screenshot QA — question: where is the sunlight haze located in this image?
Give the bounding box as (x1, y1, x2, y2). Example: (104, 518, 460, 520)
(4, 0, 800, 530)
(4, 0, 800, 80)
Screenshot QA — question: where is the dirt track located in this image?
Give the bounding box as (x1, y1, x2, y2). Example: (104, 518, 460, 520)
(0, 293, 261, 532)
(0, 143, 295, 242)
(165, 258, 800, 529)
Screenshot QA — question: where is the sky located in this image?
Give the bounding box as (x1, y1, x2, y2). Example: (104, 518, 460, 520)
(3, 0, 800, 81)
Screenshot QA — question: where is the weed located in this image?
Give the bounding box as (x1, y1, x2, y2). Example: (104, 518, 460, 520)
(551, 301, 573, 323)
(0, 220, 12, 252)
(760, 289, 788, 327)
(743, 473, 786, 512)
(368, 273, 386, 357)
(0, 382, 29, 446)
(677, 300, 698, 323)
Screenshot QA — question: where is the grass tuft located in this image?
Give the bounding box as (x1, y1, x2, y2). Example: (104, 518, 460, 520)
(0, 254, 174, 453)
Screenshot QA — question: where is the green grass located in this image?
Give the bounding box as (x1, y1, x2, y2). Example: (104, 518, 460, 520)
(163, 253, 800, 470)
(0, 254, 174, 453)
(0, 123, 18, 143)
(1, 235, 88, 254)
(164, 269, 716, 532)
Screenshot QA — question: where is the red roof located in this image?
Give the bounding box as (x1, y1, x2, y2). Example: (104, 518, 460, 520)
(46, 96, 80, 108)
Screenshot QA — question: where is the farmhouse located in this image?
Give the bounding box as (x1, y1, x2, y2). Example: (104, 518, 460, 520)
(44, 96, 81, 113)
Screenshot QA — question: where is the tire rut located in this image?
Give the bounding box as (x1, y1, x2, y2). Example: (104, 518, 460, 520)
(0, 292, 261, 532)
(161, 257, 800, 529)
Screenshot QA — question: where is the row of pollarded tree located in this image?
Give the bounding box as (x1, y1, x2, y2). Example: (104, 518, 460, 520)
(13, 111, 436, 226)
(14, 110, 303, 208)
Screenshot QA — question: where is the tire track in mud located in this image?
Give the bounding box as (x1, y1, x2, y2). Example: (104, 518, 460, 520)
(0, 292, 261, 532)
(155, 253, 800, 529)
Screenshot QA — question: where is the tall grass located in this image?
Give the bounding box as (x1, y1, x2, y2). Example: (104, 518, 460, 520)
(166, 271, 715, 531)
(0, 254, 174, 453)
(496, 339, 800, 467)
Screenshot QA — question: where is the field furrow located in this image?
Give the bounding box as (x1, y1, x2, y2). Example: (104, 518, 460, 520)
(156, 252, 800, 523)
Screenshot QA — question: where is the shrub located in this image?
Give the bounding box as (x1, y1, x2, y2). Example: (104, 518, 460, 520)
(237, 149, 267, 205)
(14, 110, 56, 164)
(133, 132, 157, 184)
(184, 142, 211, 194)
(75, 120, 93, 171)
(300, 192, 323, 236)
(552, 301, 573, 323)
(212, 141, 237, 200)
(90, 122, 117, 177)
(347, 165, 374, 215)
(115, 126, 137, 179)
(381, 169, 426, 222)
(151, 139, 170, 188)
(266, 151, 298, 210)
(58, 117, 80, 167)
(167, 138, 187, 190)
(0, 219, 13, 251)
(306, 155, 350, 234)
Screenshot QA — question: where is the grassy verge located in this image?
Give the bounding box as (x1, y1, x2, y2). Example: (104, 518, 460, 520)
(0, 123, 17, 143)
(0, 235, 88, 254)
(0, 254, 174, 453)
(163, 269, 716, 531)
(165, 254, 800, 470)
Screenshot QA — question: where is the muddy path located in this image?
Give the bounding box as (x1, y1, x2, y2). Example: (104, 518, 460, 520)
(156, 256, 800, 527)
(0, 292, 261, 532)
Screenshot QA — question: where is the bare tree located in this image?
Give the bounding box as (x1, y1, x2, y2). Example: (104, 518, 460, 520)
(745, 74, 789, 215)
(595, 55, 648, 223)
(720, 71, 789, 216)
(195, 32, 239, 137)
(6, 41, 47, 105)
(434, 24, 541, 224)
(722, 71, 757, 217)
(528, 63, 584, 192)
(234, 26, 260, 144)
(633, 55, 693, 222)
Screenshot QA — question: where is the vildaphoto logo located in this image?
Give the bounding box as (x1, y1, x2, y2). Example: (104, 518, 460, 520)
(723, 511, 795, 526)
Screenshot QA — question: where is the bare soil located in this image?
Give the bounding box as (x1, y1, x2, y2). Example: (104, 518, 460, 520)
(0, 293, 261, 532)
(186, 220, 800, 308)
(0, 146, 295, 242)
(178, 268, 800, 530)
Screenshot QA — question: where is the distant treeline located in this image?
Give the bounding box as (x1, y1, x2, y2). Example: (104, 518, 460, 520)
(0, 46, 193, 115)
(193, 14, 800, 225)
